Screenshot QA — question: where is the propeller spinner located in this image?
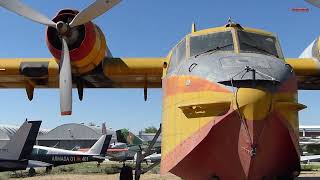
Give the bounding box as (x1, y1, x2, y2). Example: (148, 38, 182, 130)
(0, 0, 121, 115)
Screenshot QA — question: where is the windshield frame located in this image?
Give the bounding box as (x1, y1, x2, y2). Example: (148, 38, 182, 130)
(188, 30, 237, 58)
(235, 29, 284, 59)
(167, 38, 187, 74)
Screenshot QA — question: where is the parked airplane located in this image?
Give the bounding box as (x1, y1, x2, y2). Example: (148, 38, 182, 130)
(115, 128, 161, 179)
(299, 137, 320, 163)
(0, 120, 41, 172)
(105, 129, 161, 162)
(116, 129, 161, 152)
(27, 134, 112, 174)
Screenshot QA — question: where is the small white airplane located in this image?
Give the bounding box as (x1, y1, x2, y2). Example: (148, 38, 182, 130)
(300, 155, 320, 163)
(27, 134, 112, 175)
(300, 137, 320, 163)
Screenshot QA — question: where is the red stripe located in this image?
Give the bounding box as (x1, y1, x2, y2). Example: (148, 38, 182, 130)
(61, 111, 72, 116)
(291, 8, 309, 12)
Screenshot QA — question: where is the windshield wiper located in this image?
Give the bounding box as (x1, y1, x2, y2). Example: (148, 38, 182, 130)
(194, 43, 233, 58)
(241, 42, 275, 57)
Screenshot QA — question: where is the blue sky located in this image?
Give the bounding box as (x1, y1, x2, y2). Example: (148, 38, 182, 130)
(0, 0, 319, 132)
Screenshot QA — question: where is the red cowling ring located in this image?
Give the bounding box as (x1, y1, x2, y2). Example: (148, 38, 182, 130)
(45, 9, 96, 62)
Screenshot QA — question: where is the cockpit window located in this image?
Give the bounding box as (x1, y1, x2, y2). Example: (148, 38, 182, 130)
(238, 31, 279, 57)
(31, 148, 48, 155)
(168, 38, 186, 73)
(32, 148, 38, 155)
(190, 31, 234, 57)
(38, 149, 48, 155)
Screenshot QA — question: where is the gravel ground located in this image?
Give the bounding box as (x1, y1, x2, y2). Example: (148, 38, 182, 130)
(10, 173, 181, 180)
(8, 171, 320, 179)
(299, 171, 320, 178)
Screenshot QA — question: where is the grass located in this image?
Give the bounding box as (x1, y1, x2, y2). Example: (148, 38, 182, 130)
(301, 163, 320, 171)
(0, 162, 160, 179)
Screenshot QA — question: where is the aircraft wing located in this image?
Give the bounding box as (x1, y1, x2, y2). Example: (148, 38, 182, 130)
(0, 57, 164, 88)
(285, 58, 320, 90)
(102, 57, 164, 88)
(300, 141, 320, 145)
(285, 38, 320, 89)
(28, 160, 52, 168)
(0, 58, 59, 88)
(301, 155, 320, 163)
(92, 156, 108, 160)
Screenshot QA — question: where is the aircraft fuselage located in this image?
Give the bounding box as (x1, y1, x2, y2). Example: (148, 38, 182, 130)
(30, 154, 103, 167)
(160, 25, 303, 179)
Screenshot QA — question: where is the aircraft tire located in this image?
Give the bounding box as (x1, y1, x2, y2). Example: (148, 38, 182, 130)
(28, 168, 36, 177)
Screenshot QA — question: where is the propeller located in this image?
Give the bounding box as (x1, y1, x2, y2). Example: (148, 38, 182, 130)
(60, 38, 72, 115)
(0, 0, 121, 115)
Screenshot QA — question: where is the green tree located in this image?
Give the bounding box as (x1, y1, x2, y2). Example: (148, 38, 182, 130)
(144, 126, 158, 133)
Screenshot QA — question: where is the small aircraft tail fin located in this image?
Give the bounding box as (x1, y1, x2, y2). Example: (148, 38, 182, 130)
(116, 129, 144, 146)
(299, 39, 317, 58)
(86, 134, 112, 156)
(0, 120, 41, 160)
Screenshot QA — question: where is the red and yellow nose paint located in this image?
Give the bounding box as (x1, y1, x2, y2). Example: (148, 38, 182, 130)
(161, 75, 305, 179)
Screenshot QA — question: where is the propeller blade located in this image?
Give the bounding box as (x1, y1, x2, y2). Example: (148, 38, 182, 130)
(60, 38, 72, 116)
(69, 0, 121, 28)
(305, 0, 320, 8)
(0, 0, 55, 27)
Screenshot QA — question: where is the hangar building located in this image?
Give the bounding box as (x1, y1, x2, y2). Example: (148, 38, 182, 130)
(0, 122, 116, 150)
(0, 123, 49, 147)
(37, 123, 116, 150)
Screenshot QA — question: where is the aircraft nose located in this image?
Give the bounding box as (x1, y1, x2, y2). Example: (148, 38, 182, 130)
(232, 88, 272, 121)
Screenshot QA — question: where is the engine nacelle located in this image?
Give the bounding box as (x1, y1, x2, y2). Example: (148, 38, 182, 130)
(46, 9, 107, 74)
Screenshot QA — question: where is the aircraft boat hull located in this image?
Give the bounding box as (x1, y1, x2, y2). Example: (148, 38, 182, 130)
(163, 111, 300, 179)
(161, 75, 301, 180)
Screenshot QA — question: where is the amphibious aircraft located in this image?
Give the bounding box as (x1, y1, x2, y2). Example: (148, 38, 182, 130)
(28, 134, 112, 174)
(2, 0, 320, 179)
(0, 120, 41, 172)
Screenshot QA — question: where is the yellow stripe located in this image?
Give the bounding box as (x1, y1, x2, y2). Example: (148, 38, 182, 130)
(73, 26, 107, 74)
(71, 26, 103, 68)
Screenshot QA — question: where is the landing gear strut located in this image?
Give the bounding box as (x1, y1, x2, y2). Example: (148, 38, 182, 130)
(120, 163, 133, 180)
(134, 124, 162, 180)
(46, 166, 52, 173)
